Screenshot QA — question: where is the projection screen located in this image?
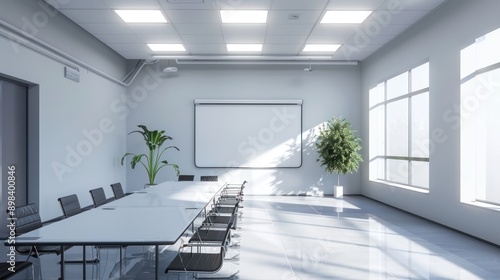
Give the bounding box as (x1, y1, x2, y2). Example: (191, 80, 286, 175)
(194, 99, 303, 168)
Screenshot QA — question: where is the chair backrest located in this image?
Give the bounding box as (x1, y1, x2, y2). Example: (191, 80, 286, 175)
(58, 194, 82, 218)
(200, 175, 218, 182)
(11, 203, 43, 235)
(89, 187, 107, 207)
(178, 175, 195, 181)
(110, 182, 125, 199)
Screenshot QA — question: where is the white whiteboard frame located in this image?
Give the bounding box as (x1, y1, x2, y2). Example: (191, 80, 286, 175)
(194, 99, 303, 168)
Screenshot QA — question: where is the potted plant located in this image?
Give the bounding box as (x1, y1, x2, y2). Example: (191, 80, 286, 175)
(121, 125, 180, 186)
(315, 117, 362, 197)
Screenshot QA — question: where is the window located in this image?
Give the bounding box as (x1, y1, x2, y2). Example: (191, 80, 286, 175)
(369, 62, 430, 189)
(460, 28, 500, 205)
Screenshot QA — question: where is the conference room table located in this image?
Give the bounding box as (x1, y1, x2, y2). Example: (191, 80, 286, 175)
(10, 181, 225, 280)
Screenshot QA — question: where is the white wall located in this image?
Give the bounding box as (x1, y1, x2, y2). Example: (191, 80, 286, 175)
(361, 0, 500, 245)
(0, 0, 128, 221)
(124, 63, 362, 195)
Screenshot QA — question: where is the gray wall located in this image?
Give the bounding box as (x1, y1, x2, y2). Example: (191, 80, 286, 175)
(124, 63, 363, 195)
(361, 0, 500, 245)
(0, 0, 128, 221)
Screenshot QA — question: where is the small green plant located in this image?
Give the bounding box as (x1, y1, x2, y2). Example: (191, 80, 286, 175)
(316, 117, 363, 185)
(121, 125, 180, 185)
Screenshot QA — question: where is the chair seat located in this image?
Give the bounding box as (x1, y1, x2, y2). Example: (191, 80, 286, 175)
(189, 229, 227, 243)
(203, 215, 232, 226)
(0, 261, 32, 279)
(166, 252, 223, 273)
(211, 207, 236, 214)
(218, 198, 239, 205)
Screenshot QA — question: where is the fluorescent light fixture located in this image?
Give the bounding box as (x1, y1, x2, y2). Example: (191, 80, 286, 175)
(227, 44, 262, 52)
(303, 44, 341, 52)
(115, 10, 167, 23)
(148, 44, 186, 52)
(321, 11, 372, 24)
(220, 10, 268, 23)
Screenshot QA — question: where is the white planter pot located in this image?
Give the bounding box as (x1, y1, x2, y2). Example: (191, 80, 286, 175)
(334, 185, 343, 198)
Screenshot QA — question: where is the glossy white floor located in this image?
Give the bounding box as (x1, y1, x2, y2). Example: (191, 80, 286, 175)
(3, 195, 500, 279)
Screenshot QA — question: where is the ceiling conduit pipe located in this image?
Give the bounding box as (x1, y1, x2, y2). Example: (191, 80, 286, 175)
(0, 18, 149, 87)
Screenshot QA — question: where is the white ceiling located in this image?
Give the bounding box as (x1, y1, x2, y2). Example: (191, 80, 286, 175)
(45, 0, 447, 62)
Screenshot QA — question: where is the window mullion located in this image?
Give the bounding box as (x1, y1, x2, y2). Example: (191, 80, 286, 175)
(408, 70, 413, 186)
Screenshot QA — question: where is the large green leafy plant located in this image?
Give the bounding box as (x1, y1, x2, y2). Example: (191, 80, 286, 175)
(121, 125, 180, 185)
(316, 117, 363, 185)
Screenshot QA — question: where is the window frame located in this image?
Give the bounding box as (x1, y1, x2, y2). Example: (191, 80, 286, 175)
(369, 62, 430, 189)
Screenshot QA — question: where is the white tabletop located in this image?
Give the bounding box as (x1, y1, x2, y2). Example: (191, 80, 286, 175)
(14, 181, 224, 246)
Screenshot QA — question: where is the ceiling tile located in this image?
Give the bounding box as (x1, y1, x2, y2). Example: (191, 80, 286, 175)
(267, 24, 315, 35)
(174, 24, 222, 35)
(326, 0, 386, 10)
(221, 24, 267, 36)
(268, 10, 323, 25)
(180, 34, 225, 44)
(271, 0, 328, 10)
(44, 0, 449, 61)
(138, 33, 184, 43)
(184, 43, 227, 55)
(263, 44, 302, 55)
(165, 10, 220, 24)
(214, 0, 273, 10)
(159, 0, 218, 10)
(102, 0, 162, 9)
(265, 35, 308, 44)
(126, 24, 179, 36)
(308, 25, 359, 42)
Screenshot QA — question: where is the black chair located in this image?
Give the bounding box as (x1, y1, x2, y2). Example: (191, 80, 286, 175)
(9, 204, 70, 279)
(110, 182, 127, 199)
(165, 222, 233, 276)
(57, 194, 83, 218)
(89, 187, 112, 207)
(202, 199, 239, 230)
(0, 261, 33, 279)
(200, 175, 218, 182)
(178, 174, 195, 181)
(57, 195, 99, 264)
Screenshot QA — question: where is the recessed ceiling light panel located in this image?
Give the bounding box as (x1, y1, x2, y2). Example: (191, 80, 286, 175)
(115, 10, 167, 23)
(321, 11, 372, 24)
(148, 44, 186, 52)
(303, 44, 341, 52)
(220, 10, 268, 23)
(227, 44, 263, 52)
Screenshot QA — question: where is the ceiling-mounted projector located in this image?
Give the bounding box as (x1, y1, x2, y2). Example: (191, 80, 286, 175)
(163, 67, 178, 73)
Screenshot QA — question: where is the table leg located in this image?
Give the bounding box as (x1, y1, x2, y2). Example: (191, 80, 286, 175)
(60, 246, 65, 280)
(83, 246, 86, 279)
(155, 245, 159, 280)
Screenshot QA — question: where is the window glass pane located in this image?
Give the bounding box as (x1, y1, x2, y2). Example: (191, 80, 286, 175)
(369, 83, 385, 107)
(370, 158, 385, 181)
(482, 69, 500, 204)
(411, 62, 429, 92)
(411, 161, 429, 188)
(460, 43, 476, 79)
(369, 106, 385, 159)
(387, 72, 408, 100)
(387, 99, 408, 157)
(411, 92, 429, 157)
(476, 27, 500, 70)
(387, 159, 408, 184)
